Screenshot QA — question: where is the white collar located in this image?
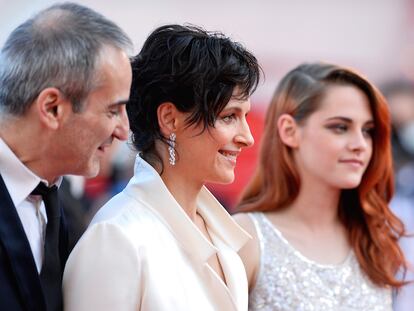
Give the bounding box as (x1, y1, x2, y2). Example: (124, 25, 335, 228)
(0, 138, 61, 206)
(124, 155, 251, 263)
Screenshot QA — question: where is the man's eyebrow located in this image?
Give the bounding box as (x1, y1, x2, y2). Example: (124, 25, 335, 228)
(110, 100, 129, 107)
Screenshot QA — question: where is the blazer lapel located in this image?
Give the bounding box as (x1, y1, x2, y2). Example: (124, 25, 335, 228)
(210, 231, 249, 311)
(0, 174, 46, 311)
(202, 261, 238, 311)
(126, 157, 249, 310)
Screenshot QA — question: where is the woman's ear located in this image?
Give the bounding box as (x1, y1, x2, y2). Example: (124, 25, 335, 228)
(35, 87, 71, 130)
(278, 113, 299, 148)
(157, 102, 179, 136)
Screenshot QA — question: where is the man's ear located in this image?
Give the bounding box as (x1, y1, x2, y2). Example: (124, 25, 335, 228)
(278, 113, 300, 148)
(35, 87, 71, 130)
(157, 102, 180, 136)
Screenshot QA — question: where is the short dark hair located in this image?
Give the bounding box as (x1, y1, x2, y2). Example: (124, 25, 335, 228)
(127, 24, 261, 165)
(0, 2, 132, 115)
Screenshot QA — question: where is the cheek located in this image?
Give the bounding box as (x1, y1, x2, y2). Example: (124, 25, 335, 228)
(315, 131, 344, 154)
(209, 127, 233, 146)
(89, 120, 111, 140)
(299, 140, 342, 175)
(367, 140, 374, 159)
(303, 134, 338, 158)
(95, 119, 112, 134)
(363, 141, 374, 169)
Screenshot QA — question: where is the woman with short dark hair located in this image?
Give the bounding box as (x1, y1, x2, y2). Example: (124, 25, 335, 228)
(63, 24, 261, 311)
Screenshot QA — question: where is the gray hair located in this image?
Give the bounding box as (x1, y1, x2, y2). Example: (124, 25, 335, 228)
(0, 2, 132, 115)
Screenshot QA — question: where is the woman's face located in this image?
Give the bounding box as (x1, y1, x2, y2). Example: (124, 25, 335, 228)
(174, 95, 254, 185)
(292, 84, 374, 190)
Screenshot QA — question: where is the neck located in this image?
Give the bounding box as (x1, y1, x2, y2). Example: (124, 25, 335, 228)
(160, 164, 203, 221)
(0, 118, 58, 184)
(282, 177, 342, 229)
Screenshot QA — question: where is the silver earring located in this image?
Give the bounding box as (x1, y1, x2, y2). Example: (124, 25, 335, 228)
(168, 133, 176, 166)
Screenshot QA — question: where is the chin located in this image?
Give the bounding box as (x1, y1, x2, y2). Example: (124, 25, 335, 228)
(214, 174, 235, 185)
(81, 163, 101, 178)
(338, 178, 363, 189)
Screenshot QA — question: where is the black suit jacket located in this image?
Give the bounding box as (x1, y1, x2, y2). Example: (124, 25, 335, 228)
(0, 175, 69, 311)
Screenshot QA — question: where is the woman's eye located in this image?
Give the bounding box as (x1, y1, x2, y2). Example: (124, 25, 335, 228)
(221, 114, 236, 123)
(362, 127, 375, 137)
(328, 124, 348, 133)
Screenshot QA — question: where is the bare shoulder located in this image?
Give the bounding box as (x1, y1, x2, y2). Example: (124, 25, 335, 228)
(233, 212, 257, 238)
(232, 212, 260, 291)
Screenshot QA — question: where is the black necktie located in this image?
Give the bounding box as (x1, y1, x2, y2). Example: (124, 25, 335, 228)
(31, 182, 62, 311)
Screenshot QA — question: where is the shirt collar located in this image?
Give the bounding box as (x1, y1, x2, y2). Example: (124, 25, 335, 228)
(124, 155, 251, 263)
(0, 138, 62, 206)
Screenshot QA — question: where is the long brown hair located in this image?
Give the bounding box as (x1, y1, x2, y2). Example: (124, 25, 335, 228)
(238, 62, 407, 287)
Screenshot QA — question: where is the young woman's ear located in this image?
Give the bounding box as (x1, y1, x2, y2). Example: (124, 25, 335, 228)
(277, 114, 300, 148)
(35, 87, 71, 129)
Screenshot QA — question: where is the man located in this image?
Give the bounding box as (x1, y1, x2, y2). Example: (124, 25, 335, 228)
(0, 3, 132, 311)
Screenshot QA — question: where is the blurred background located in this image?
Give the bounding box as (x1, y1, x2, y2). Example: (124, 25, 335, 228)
(1, 1, 414, 309)
(2, 0, 414, 108)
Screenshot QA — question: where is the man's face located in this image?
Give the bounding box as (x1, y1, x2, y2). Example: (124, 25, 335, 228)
(57, 46, 132, 178)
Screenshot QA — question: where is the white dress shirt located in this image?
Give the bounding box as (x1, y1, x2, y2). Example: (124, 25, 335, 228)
(63, 156, 251, 311)
(0, 138, 59, 272)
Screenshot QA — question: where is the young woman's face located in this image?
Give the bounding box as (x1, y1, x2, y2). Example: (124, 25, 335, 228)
(174, 94, 254, 185)
(293, 84, 374, 190)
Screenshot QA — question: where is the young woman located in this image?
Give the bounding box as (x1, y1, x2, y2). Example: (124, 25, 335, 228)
(234, 63, 407, 311)
(62, 24, 260, 311)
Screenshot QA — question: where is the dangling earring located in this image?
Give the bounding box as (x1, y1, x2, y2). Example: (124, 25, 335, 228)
(168, 133, 176, 166)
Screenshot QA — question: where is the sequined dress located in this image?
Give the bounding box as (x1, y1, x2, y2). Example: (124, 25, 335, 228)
(248, 212, 392, 311)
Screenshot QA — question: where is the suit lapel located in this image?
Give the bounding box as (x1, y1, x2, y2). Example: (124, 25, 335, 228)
(0, 174, 46, 311)
(202, 261, 238, 311)
(209, 230, 249, 311)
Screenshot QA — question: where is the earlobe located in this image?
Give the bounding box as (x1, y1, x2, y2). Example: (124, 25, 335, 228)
(157, 102, 179, 136)
(35, 88, 68, 130)
(278, 114, 299, 148)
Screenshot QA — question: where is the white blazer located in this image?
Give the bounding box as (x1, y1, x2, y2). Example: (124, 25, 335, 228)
(63, 156, 251, 311)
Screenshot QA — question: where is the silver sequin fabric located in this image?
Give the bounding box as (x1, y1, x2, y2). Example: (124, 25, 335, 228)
(248, 212, 392, 311)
